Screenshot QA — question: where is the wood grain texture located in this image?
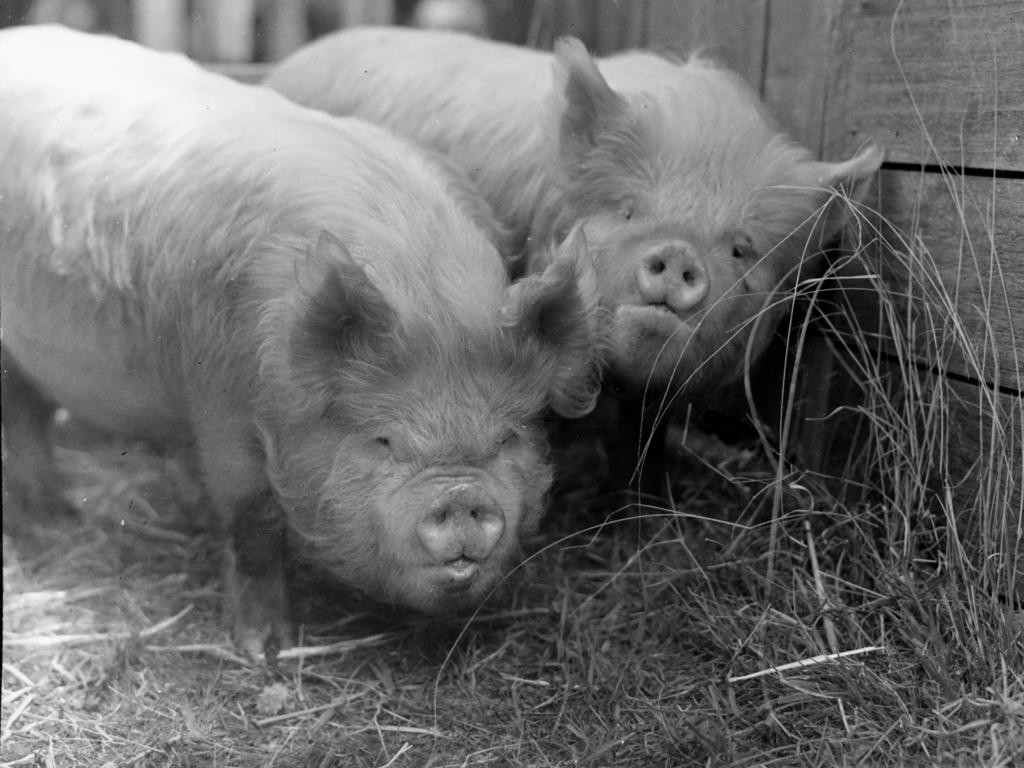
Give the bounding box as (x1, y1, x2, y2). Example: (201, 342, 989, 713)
(192, 0, 256, 63)
(824, 0, 1024, 170)
(590, 0, 649, 54)
(645, 0, 768, 90)
(794, 358, 1022, 511)
(133, 0, 187, 53)
(761, 0, 836, 154)
(946, 381, 1023, 520)
(840, 171, 1023, 392)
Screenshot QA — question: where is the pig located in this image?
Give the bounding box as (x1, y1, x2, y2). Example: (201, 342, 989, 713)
(265, 26, 883, 398)
(0, 25, 601, 658)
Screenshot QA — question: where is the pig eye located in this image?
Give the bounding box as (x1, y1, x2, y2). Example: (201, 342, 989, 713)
(732, 236, 757, 260)
(619, 205, 634, 221)
(499, 430, 522, 449)
(374, 437, 391, 449)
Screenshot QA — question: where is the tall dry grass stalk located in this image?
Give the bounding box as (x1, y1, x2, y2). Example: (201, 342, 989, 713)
(667, 171, 1024, 761)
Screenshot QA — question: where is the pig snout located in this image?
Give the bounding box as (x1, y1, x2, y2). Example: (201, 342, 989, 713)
(636, 242, 710, 315)
(417, 484, 506, 570)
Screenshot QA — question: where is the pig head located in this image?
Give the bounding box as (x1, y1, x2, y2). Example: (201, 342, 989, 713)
(253, 230, 600, 617)
(530, 39, 883, 395)
(265, 27, 882, 397)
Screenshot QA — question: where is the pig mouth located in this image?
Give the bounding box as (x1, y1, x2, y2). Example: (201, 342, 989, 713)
(616, 303, 692, 338)
(647, 302, 678, 317)
(609, 304, 720, 390)
(440, 556, 481, 586)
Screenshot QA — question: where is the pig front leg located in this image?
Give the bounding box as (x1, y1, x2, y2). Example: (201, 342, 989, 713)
(1, 346, 77, 535)
(223, 489, 292, 660)
(194, 416, 293, 660)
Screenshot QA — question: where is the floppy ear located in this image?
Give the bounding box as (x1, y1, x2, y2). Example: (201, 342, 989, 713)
(500, 226, 602, 418)
(289, 230, 397, 378)
(553, 37, 630, 169)
(807, 143, 884, 246)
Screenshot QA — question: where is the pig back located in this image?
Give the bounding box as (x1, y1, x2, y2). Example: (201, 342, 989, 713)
(0, 25, 511, 437)
(265, 26, 559, 253)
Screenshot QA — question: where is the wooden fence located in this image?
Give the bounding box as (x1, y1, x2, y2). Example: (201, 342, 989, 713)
(9, 0, 1023, 490)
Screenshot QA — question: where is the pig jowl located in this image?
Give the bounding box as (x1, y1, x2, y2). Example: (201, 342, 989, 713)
(266, 27, 883, 397)
(0, 25, 601, 659)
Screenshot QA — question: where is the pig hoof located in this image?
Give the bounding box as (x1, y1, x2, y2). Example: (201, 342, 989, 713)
(233, 618, 294, 663)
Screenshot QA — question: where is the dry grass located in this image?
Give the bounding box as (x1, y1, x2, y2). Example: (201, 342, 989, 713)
(4, 47, 1023, 768)
(3, 180, 1023, 765)
(3, 261, 1022, 767)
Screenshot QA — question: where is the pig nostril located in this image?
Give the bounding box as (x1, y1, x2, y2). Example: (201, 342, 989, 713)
(419, 491, 506, 564)
(648, 259, 666, 276)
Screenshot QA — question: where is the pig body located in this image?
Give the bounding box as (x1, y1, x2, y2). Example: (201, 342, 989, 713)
(266, 27, 882, 395)
(0, 26, 599, 657)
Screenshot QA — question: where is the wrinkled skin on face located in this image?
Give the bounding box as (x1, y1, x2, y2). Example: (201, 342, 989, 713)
(265, 28, 883, 396)
(256, 231, 601, 621)
(267, 371, 553, 614)
(532, 39, 884, 395)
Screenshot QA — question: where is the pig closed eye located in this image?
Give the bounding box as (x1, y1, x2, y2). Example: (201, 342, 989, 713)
(499, 431, 522, 449)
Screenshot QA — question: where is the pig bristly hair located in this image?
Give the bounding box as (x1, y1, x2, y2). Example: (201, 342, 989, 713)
(255, 243, 600, 602)
(539, 39, 836, 257)
(1, 26, 600, 455)
(259, 225, 601, 441)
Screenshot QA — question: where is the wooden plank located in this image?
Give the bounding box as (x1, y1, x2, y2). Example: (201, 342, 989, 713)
(133, 0, 187, 52)
(590, 0, 648, 55)
(824, 0, 1024, 171)
(645, 0, 768, 91)
(794, 358, 1022, 514)
(523, 0, 643, 54)
(522, 0, 588, 50)
(337, 0, 395, 26)
(193, 0, 255, 62)
(947, 381, 1023, 507)
(263, 0, 308, 62)
(841, 170, 1023, 393)
(761, 0, 838, 153)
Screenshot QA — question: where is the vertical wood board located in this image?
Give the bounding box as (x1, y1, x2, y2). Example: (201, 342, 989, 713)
(192, 0, 255, 62)
(761, 0, 837, 154)
(825, 0, 1024, 170)
(946, 380, 1023, 520)
(840, 171, 1023, 392)
(264, 0, 308, 62)
(133, 0, 187, 52)
(645, 0, 768, 91)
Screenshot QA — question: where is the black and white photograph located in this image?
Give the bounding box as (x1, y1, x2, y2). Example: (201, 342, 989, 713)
(1, 1, 1021, 765)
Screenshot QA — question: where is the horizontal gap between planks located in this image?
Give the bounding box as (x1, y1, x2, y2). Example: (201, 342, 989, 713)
(882, 161, 1024, 181)
(869, 348, 1023, 399)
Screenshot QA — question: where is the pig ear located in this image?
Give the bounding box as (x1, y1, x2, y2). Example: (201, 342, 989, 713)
(554, 37, 629, 166)
(816, 143, 884, 205)
(500, 226, 602, 418)
(290, 231, 397, 373)
(808, 143, 884, 244)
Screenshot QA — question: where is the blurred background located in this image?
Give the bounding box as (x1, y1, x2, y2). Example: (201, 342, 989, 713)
(0, 0, 675, 62)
